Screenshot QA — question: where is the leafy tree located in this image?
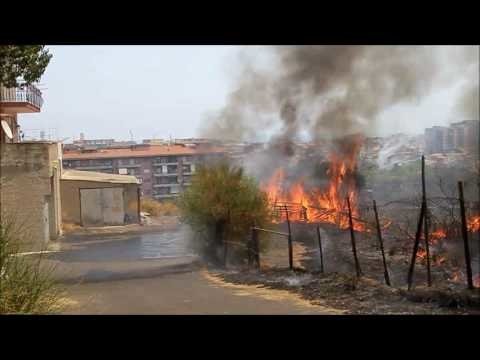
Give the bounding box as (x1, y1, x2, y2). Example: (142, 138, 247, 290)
(0, 45, 52, 87)
(178, 162, 271, 265)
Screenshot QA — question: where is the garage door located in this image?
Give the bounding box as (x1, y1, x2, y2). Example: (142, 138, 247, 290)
(80, 188, 125, 226)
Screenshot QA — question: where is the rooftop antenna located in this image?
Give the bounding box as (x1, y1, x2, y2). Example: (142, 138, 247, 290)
(129, 130, 134, 142)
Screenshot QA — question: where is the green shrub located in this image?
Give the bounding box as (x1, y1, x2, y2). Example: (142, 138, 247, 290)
(178, 162, 272, 265)
(0, 221, 63, 314)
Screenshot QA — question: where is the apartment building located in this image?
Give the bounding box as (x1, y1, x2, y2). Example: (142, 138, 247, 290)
(62, 144, 226, 200)
(63, 134, 137, 151)
(1, 84, 63, 249)
(451, 120, 479, 154)
(425, 120, 479, 155)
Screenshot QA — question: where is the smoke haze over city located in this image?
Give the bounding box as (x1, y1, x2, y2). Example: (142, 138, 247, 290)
(20, 45, 478, 142)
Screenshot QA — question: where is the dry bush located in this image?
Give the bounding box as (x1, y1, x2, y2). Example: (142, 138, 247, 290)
(62, 222, 81, 233)
(141, 197, 179, 217)
(0, 220, 64, 314)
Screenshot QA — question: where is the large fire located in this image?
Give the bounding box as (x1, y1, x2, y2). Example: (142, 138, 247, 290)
(261, 137, 365, 231)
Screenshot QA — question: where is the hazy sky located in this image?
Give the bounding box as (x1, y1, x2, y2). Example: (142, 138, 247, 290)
(19, 45, 474, 142)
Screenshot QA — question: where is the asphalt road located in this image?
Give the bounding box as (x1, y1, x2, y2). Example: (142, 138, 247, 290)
(51, 230, 338, 314)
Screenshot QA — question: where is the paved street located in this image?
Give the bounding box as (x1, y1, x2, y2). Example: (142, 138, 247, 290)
(50, 230, 338, 314)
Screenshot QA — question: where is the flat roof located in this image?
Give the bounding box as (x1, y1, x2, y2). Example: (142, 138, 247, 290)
(61, 170, 140, 184)
(62, 144, 225, 160)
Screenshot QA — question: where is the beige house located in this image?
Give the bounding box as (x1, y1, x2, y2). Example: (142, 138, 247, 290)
(1, 84, 142, 250)
(1, 85, 63, 250)
(61, 170, 141, 227)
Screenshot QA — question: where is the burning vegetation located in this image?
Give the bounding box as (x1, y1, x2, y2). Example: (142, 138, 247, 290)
(193, 46, 480, 312)
(261, 135, 365, 231)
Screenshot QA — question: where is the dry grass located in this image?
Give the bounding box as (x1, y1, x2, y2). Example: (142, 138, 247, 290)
(141, 197, 179, 217)
(62, 222, 82, 233)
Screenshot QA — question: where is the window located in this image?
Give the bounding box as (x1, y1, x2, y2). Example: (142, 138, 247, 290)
(156, 176, 177, 185)
(119, 158, 136, 165)
(182, 164, 191, 173)
(155, 156, 169, 163)
(167, 165, 177, 174)
(155, 187, 170, 195)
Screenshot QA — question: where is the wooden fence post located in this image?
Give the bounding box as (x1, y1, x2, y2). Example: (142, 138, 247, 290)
(458, 181, 474, 290)
(284, 204, 293, 270)
(248, 227, 254, 268)
(316, 225, 324, 273)
(253, 228, 260, 269)
(373, 200, 390, 286)
(407, 201, 425, 290)
(346, 195, 362, 277)
(421, 155, 432, 286)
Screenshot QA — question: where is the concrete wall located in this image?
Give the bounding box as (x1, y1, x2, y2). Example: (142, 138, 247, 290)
(0, 142, 62, 250)
(61, 180, 140, 226)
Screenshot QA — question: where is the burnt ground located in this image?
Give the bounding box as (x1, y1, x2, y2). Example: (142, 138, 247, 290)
(215, 222, 480, 314)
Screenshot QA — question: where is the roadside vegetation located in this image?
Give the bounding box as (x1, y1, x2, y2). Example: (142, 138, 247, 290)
(0, 221, 63, 314)
(178, 162, 272, 265)
(141, 197, 179, 217)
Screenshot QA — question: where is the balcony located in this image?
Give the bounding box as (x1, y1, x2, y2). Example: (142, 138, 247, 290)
(75, 165, 113, 171)
(118, 163, 141, 168)
(152, 161, 178, 166)
(0, 85, 43, 113)
(153, 172, 178, 176)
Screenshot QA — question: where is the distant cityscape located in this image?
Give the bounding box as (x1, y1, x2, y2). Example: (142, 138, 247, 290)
(58, 120, 479, 200)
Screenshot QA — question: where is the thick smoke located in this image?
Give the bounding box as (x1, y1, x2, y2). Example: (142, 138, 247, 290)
(200, 46, 478, 144)
(452, 46, 479, 120)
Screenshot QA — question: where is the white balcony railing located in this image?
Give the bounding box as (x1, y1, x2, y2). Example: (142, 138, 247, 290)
(0, 85, 43, 109)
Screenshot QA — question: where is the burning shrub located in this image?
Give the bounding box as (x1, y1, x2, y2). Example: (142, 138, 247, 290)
(178, 162, 272, 266)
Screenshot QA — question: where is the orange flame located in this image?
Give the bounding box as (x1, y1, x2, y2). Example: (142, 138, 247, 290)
(262, 136, 365, 231)
(450, 269, 464, 283)
(430, 228, 447, 246)
(468, 216, 480, 232)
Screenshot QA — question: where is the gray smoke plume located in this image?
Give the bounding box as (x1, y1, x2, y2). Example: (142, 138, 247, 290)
(451, 46, 479, 120)
(199, 46, 478, 143)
